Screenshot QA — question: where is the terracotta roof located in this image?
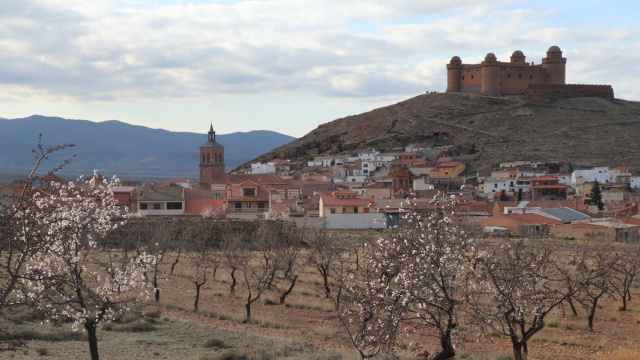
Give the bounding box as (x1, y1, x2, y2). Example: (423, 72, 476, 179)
(321, 195, 373, 206)
(210, 174, 289, 185)
(437, 162, 461, 167)
(530, 185, 567, 189)
(501, 213, 562, 224)
(42, 173, 64, 182)
(267, 158, 289, 164)
(532, 176, 558, 181)
(332, 189, 358, 195)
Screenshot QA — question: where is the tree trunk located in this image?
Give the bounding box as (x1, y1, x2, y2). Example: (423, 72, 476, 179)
(322, 270, 330, 298)
(194, 283, 202, 312)
(245, 293, 252, 319)
(170, 251, 181, 276)
(566, 295, 578, 316)
(279, 276, 297, 305)
(588, 297, 599, 331)
(230, 269, 237, 296)
(621, 292, 627, 311)
(511, 339, 524, 360)
(85, 321, 100, 360)
(154, 275, 160, 304)
(432, 330, 455, 360)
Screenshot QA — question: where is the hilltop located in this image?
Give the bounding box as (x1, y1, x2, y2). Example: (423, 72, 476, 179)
(241, 93, 640, 170)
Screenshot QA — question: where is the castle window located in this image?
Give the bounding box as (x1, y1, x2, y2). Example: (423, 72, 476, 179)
(462, 76, 464, 80)
(207, 153, 210, 163)
(202, 154, 205, 163)
(507, 74, 511, 78)
(471, 75, 474, 79)
(518, 74, 522, 79)
(529, 75, 533, 79)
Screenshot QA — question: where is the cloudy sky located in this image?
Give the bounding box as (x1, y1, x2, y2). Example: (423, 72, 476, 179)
(1, 0, 638, 137)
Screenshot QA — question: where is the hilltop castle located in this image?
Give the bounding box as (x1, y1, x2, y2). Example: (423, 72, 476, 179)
(446, 46, 614, 102)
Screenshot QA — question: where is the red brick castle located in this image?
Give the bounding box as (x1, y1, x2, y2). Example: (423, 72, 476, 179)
(446, 46, 614, 102)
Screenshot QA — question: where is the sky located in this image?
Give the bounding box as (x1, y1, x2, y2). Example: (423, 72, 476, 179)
(1, 0, 639, 138)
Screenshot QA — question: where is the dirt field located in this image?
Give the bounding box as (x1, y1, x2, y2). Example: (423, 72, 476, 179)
(5, 240, 640, 360)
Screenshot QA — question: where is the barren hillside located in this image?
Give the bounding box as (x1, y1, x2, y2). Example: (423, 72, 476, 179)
(241, 93, 640, 170)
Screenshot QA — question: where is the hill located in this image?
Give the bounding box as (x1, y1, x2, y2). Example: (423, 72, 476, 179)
(0, 116, 295, 182)
(241, 93, 640, 171)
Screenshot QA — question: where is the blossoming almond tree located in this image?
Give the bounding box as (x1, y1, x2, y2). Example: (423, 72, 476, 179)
(338, 197, 478, 360)
(17, 172, 154, 360)
(469, 240, 565, 360)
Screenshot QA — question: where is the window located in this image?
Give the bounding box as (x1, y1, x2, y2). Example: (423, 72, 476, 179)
(247, 202, 252, 208)
(471, 75, 474, 79)
(529, 75, 533, 79)
(330, 208, 336, 213)
(235, 203, 241, 209)
(243, 188, 256, 196)
(354, 207, 358, 214)
(140, 203, 148, 210)
(167, 202, 182, 210)
(518, 74, 522, 79)
(153, 203, 161, 210)
(507, 74, 511, 78)
(202, 154, 205, 163)
(258, 203, 265, 209)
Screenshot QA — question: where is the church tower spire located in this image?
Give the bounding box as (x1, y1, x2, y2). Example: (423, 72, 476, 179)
(199, 123, 225, 188)
(208, 123, 215, 141)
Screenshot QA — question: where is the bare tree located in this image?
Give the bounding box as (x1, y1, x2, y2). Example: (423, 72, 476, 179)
(608, 246, 639, 311)
(239, 239, 274, 320)
(220, 233, 248, 296)
(307, 222, 341, 299)
(469, 240, 566, 360)
(575, 245, 616, 330)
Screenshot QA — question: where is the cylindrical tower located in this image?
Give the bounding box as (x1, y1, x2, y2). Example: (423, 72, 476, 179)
(446, 56, 462, 92)
(541, 45, 566, 84)
(481, 53, 500, 96)
(510, 50, 526, 63)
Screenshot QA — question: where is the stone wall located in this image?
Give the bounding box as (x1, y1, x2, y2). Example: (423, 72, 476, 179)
(525, 84, 614, 102)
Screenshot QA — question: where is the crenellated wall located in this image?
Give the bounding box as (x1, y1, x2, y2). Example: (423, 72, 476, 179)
(525, 84, 614, 102)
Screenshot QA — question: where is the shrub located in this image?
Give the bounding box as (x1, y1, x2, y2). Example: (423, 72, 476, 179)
(35, 347, 49, 356)
(116, 321, 156, 332)
(143, 309, 162, 318)
(203, 337, 226, 349)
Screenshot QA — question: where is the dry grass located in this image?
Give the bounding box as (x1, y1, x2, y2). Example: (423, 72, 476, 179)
(6, 237, 640, 359)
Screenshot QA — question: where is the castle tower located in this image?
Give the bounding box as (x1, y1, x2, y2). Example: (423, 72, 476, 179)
(542, 45, 566, 84)
(510, 50, 526, 63)
(199, 124, 225, 187)
(480, 53, 500, 96)
(446, 56, 462, 92)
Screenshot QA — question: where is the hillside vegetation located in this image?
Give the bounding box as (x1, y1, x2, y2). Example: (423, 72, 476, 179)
(245, 93, 640, 169)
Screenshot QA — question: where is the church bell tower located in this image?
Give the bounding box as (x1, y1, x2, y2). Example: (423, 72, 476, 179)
(199, 124, 225, 187)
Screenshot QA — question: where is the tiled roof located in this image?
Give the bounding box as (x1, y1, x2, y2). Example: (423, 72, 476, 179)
(530, 185, 567, 189)
(321, 195, 373, 206)
(210, 174, 289, 185)
(502, 213, 562, 224)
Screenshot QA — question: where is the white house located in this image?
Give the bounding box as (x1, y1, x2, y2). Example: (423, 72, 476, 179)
(251, 162, 276, 174)
(630, 177, 640, 189)
(571, 167, 611, 188)
(322, 157, 345, 167)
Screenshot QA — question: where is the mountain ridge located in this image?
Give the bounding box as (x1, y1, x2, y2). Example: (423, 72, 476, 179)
(0, 115, 296, 182)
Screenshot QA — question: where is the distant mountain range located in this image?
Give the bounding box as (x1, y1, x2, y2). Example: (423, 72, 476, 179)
(0, 115, 296, 183)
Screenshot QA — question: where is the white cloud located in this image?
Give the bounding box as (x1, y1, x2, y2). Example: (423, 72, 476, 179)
(0, 0, 638, 135)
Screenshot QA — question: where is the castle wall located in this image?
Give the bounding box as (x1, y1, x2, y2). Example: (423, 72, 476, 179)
(524, 84, 615, 102)
(499, 64, 547, 95)
(459, 65, 483, 94)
